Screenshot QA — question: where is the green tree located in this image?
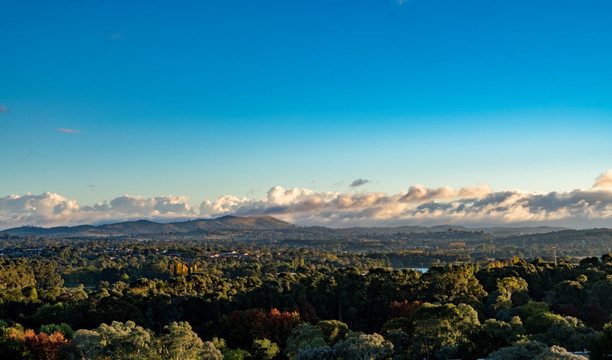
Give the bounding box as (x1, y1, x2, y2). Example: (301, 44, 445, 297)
(99, 320, 157, 360)
(537, 345, 588, 360)
(315, 320, 348, 345)
(251, 339, 280, 360)
(333, 333, 393, 360)
(495, 277, 529, 310)
(590, 322, 612, 360)
(532, 316, 596, 352)
(588, 276, 612, 312)
(422, 264, 487, 308)
(411, 303, 480, 359)
(285, 324, 327, 359)
(224, 348, 250, 360)
(62, 329, 106, 360)
(39, 323, 74, 339)
(201, 341, 223, 360)
(295, 345, 335, 360)
(67, 321, 157, 360)
(33, 261, 64, 290)
(548, 280, 585, 306)
(488, 341, 587, 360)
(160, 321, 204, 360)
(476, 318, 523, 356)
(519, 301, 563, 334)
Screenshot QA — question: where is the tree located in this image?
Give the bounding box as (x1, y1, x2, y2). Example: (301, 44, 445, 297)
(548, 280, 585, 306)
(519, 301, 563, 334)
(388, 300, 421, 320)
(66, 321, 157, 360)
(251, 339, 280, 360)
(295, 345, 335, 360)
(590, 322, 612, 360)
(411, 303, 480, 359)
(537, 345, 588, 360)
(533, 316, 596, 352)
(0, 323, 26, 359)
(315, 320, 348, 346)
(587, 276, 612, 313)
(333, 333, 393, 360)
(476, 318, 523, 356)
(385, 329, 411, 360)
(224, 348, 250, 360)
(487, 341, 549, 360)
(285, 324, 327, 359)
(39, 323, 74, 339)
(381, 317, 411, 335)
(495, 277, 529, 310)
(331, 267, 367, 327)
(160, 321, 204, 360)
(23, 329, 67, 360)
(488, 341, 587, 360)
(98, 321, 157, 360)
(422, 264, 487, 308)
(265, 308, 302, 348)
(32, 261, 64, 290)
(63, 329, 106, 360)
(201, 341, 223, 360)
(222, 308, 301, 350)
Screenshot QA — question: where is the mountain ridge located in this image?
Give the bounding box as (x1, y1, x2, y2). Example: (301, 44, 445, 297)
(1, 215, 571, 238)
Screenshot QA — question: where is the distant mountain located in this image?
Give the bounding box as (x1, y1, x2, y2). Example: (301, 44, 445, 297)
(497, 228, 612, 245)
(0, 215, 296, 237)
(332, 224, 570, 237)
(341, 224, 470, 235)
(474, 226, 570, 237)
(0, 215, 572, 238)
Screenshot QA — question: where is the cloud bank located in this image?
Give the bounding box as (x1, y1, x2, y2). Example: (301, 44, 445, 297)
(2, 172, 612, 230)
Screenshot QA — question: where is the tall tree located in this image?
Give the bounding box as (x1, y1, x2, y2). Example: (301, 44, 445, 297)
(160, 321, 204, 360)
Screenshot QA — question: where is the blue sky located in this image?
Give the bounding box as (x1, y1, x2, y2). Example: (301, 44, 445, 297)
(1, 0, 612, 227)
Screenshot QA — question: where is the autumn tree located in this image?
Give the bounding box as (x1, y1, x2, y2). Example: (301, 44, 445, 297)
(23, 329, 67, 360)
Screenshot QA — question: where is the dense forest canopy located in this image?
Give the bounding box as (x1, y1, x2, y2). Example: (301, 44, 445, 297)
(1, 229, 612, 359)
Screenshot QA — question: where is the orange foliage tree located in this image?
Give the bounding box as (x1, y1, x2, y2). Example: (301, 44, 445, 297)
(389, 300, 422, 319)
(23, 329, 67, 360)
(224, 308, 302, 349)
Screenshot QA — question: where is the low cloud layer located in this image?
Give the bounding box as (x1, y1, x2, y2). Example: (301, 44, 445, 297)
(0, 193, 198, 229)
(2, 171, 612, 229)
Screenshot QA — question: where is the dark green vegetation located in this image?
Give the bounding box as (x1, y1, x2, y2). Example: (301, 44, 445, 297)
(1, 220, 612, 359)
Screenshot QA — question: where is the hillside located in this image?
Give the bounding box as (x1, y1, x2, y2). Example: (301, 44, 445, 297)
(1, 215, 573, 239)
(0, 215, 296, 237)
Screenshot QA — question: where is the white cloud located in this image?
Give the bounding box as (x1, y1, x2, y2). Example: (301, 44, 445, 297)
(108, 195, 195, 215)
(3, 171, 612, 230)
(0, 193, 197, 229)
(593, 170, 612, 189)
(399, 184, 456, 202)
